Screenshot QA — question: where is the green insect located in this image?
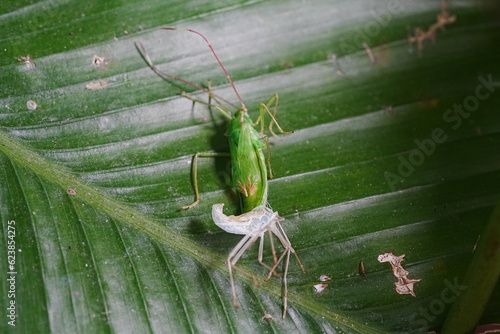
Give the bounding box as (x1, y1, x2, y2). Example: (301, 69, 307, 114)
(137, 28, 305, 318)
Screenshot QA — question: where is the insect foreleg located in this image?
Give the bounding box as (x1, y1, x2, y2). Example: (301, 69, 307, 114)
(181, 152, 230, 210)
(254, 94, 294, 179)
(180, 86, 233, 120)
(256, 94, 294, 138)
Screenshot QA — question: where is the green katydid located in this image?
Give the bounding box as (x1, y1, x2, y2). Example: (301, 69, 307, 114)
(137, 28, 305, 318)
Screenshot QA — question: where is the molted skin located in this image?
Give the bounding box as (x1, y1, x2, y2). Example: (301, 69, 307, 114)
(211, 202, 305, 318)
(211, 204, 281, 235)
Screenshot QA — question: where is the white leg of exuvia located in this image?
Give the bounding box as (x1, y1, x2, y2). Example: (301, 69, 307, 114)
(212, 203, 273, 307)
(264, 223, 305, 318)
(267, 228, 278, 265)
(267, 222, 306, 278)
(225, 233, 261, 307)
(211, 203, 304, 317)
(257, 232, 280, 277)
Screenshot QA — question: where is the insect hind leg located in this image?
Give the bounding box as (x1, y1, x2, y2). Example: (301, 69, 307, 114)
(180, 152, 230, 210)
(180, 81, 233, 121)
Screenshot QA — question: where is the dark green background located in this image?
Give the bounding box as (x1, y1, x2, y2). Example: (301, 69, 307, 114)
(1, 0, 499, 333)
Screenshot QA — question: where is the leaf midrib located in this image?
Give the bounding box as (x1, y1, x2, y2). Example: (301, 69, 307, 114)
(0, 128, 386, 333)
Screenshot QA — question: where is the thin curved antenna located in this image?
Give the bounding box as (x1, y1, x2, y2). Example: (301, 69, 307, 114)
(135, 41, 238, 112)
(162, 28, 247, 111)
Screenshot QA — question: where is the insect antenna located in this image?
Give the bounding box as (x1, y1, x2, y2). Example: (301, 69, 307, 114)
(161, 28, 247, 111)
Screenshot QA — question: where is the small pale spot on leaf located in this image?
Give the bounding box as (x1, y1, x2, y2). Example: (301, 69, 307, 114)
(86, 79, 108, 90)
(27, 100, 37, 110)
(313, 284, 328, 293)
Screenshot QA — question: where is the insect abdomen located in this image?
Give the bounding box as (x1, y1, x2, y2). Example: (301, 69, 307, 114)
(228, 115, 267, 213)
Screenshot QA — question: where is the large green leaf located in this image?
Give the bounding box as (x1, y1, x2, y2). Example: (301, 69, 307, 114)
(1, 0, 499, 333)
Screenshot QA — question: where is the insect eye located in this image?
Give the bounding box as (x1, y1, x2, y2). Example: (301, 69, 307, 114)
(260, 215, 270, 223)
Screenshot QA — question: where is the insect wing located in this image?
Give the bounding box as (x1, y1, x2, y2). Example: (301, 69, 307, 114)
(229, 115, 268, 212)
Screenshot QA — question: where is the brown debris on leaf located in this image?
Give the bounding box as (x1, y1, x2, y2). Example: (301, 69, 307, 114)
(395, 278, 422, 297)
(362, 42, 377, 65)
(27, 100, 38, 110)
(319, 275, 332, 282)
(17, 55, 36, 70)
(378, 252, 421, 297)
(359, 260, 366, 276)
(313, 284, 328, 293)
(85, 79, 108, 90)
(92, 55, 110, 68)
(408, 0, 456, 56)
